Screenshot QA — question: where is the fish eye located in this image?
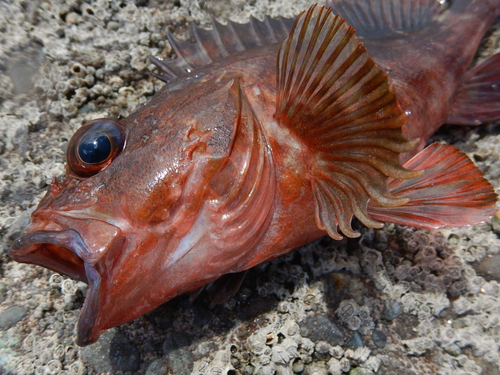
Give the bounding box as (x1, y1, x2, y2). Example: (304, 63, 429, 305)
(67, 119, 126, 177)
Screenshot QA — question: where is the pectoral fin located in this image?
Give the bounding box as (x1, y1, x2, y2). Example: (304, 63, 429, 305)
(275, 5, 420, 240)
(447, 53, 500, 125)
(368, 143, 498, 229)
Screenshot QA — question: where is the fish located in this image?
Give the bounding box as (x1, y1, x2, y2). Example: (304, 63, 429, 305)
(8, 0, 500, 346)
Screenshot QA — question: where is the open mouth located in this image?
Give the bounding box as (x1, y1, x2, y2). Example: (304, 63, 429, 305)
(10, 229, 90, 281)
(9, 229, 103, 345)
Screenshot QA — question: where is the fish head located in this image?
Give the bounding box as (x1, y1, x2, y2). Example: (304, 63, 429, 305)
(9, 74, 247, 345)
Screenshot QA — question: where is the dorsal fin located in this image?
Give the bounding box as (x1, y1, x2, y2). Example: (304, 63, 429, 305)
(275, 4, 421, 240)
(326, 0, 444, 38)
(150, 15, 294, 82)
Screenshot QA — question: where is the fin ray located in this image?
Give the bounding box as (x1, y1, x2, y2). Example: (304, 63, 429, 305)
(326, 0, 443, 37)
(276, 5, 420, 239)
(152, 15, 293, 83)
(447, 53, 500, 125)
(367, 143, 498, 229)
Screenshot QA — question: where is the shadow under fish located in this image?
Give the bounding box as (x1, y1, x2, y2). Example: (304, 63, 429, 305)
(9, 0, 500, 345)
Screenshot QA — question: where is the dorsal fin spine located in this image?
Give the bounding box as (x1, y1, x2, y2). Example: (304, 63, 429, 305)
(166, 32, 195, 73)
(191, 24, 214, 64)
(148, 55, 178, 82)
(210, 17, 230, 57)
(152, 14, 293, 83)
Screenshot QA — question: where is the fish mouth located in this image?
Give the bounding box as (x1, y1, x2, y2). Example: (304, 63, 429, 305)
(9, 229, 104, 346)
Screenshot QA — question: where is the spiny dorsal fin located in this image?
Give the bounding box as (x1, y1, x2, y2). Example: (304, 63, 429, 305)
(368, 143, 498, 229)
(150, 15, 294, 82)
(275, 4, 421, 240)
(326, 0, 444, 38)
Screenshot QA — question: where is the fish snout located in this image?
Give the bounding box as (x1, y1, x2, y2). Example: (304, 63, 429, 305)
(9, 225, 91, 282)
(8, 215, 123, 345)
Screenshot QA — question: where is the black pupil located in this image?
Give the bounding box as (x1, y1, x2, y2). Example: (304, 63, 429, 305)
(78, 132, 112, 164)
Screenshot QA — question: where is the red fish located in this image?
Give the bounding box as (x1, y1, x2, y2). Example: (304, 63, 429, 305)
(9, 0, 500, 346)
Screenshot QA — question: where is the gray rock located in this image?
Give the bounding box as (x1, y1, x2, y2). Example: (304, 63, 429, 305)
(345, 332, 363, 348)
(372, 329, 387, 348)
(109, 332, 142, 372)
(0, 306, 27, 329)
(476, 253, 500, 282)
(299, 314, 344, 345)
(80, 329, 115, 372)
(383, 300, 402, 321)
(166, 348, 194, 375)
(146, 358, 168, 375)
(162, 331, 192, 354)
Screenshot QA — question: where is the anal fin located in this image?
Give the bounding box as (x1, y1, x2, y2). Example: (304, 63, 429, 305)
(447, 53, 500, 125)
(190, 271, 248, 309)
(367, 143, 498, 229)
(275, 5, 420, 240)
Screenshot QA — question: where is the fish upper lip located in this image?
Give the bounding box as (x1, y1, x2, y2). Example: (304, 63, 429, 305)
(9, 228, 104, 346)
(10, 229, 93, 263)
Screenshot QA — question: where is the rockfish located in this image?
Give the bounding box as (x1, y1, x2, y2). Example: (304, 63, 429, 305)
(9, 0, 500, 345)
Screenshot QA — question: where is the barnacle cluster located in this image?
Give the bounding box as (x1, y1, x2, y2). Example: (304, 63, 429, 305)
(4, 275, 87, 375)
(361, 226, 469, 297)
(15, 334, 84, 375)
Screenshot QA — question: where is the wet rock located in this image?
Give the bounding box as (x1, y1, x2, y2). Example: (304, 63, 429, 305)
(299, 314, 344, 345)
(146, 359, 168, 375)
(109, 332, 142, 372)
(383, 300, 402, 321)
(166, 348, 194, 375)
(0, 306, 27, 329)
(80, 329, 115, 372)
(372, 329, 387, 348)
(162, 331, 192, 354)
(476, 253, 500, 282)
(345, 332, 363, 348)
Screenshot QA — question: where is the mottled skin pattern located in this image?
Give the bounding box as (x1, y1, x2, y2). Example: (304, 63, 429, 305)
(9, 0, 500, 345)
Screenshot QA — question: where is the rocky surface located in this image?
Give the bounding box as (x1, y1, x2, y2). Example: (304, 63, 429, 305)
(1, 0, 500, 374)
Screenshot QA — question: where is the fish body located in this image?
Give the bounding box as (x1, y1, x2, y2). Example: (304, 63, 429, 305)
(9, 0, 500, 345)
(334, 0, 500, 159)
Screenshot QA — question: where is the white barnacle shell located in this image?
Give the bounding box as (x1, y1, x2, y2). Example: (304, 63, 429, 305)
(271, 344, 290, 365)
(362, 355, 382, 372)
(282, 337, 299, 359)
(344, 347, 371, 363)
(327, 358, 342, 375)
(329, 345, 344, 359)
(280, 319, 300, 337)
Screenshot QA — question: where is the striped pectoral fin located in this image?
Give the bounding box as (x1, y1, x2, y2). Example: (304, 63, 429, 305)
(447, 53, 500, 125)
(367, 143, 498, 229)
(275, 5, 420, 239)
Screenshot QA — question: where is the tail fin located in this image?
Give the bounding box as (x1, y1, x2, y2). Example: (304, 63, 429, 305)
(368, 143, 498, 230)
